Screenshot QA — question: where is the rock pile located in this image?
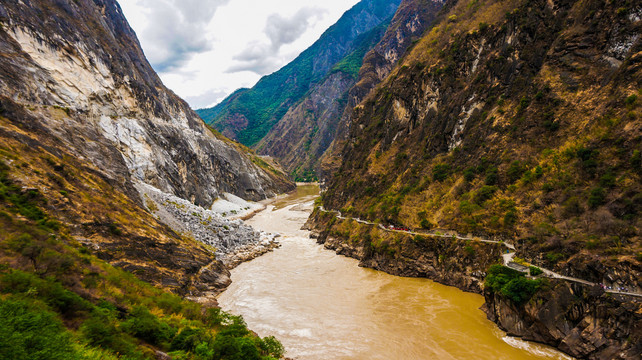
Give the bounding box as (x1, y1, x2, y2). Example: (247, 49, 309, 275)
(135, 182, 279, 264)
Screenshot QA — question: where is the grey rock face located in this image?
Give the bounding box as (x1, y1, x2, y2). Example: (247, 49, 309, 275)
(0, 0, 293, 209)
(136, 181, 278, 262)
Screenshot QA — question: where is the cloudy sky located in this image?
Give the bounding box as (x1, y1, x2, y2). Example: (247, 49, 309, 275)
(118, 0, 361, 109)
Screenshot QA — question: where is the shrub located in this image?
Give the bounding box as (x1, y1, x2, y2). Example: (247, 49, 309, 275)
(211, 334, 260, 360)
(506, 161, 525, 183)
(256, 336, 284, 359)
(81, 310, 138, 356)
(543, 119, 559, 131)
(0, 298, 80, 359)
(0, 270, 90, 317)
(170, 327, 210, 352)
(529, 266, 543, 276)
(420, 219, 433, 229)
(518, 96, 530, 111)
(501, 276, 541, 304)
(463, 167, 476, 182)
(631, 150, 641, 170)
(544, 252, 565, 263)
(485, 265, 542, 304)
(625, 94, 638, 106)
(432, 164, 451, 182)
(474, 185, 497, 204)
(576, 147, 599, 176)
(503, 208, 518, 227)
(599, 171, 616, 188)
(485, 167, 498, 185)
(562, 197, 583, 218)
(121, 306, 174, 346)
(155, 293, 183, 315)
(588, 187, 606, 208)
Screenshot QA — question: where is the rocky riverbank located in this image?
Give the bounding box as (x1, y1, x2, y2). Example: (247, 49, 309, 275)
(484, 281, 641, 360)
(306, 208, 642, 359)
(135, 181, 281, 268)
(305, 208, 502, 294)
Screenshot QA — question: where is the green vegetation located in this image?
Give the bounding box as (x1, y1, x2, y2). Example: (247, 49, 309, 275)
(0, 159, 284, 360)
(330, 21, 390, 79)
(529, 266, 543, 276)
(432, 164, 451, 182)
(485, 265, 544, 304)
(0, 268, 284, 360)
(0, 298, 82, 360)
(588, 187, 606, 208)
(197, 0, 398, 147)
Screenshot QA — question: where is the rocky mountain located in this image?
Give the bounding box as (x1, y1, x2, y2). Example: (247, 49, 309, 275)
(254, 22, 390, 181)
(206, 0, 446, 182)
(197, 0, 402, 150)
(0, 0, 296, 295)
(0, 0, 294, 358)
(0, 0, 292, 207)
(321, 0, 447, 179)
(311, 0, 642, 358)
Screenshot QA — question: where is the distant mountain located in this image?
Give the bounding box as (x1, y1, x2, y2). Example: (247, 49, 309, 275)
(254, 21, 391, 181)
(197, 0, 402, 148)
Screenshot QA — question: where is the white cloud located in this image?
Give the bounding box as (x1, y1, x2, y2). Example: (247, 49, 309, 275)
(226, 7, 327, 75)
(123, 0, 229, 72)
(119, 0, 361, 108)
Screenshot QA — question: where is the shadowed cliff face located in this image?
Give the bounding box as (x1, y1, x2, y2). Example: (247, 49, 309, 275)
(484, 281, 642, 360)
(0, 0, 293, 208)
(321, 0, 447, 179)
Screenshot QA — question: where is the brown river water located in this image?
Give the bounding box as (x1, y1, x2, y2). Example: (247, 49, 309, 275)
(217, 185, 573, 360)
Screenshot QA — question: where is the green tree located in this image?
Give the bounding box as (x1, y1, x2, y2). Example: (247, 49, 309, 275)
(0, 298, 80, 360)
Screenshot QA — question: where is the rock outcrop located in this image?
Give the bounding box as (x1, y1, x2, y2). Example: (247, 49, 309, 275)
(0, 0, 293, 208)
(484, 281, 642, 360)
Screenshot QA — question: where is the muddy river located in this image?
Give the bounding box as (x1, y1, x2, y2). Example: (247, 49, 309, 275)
(218, 185, 571, 360)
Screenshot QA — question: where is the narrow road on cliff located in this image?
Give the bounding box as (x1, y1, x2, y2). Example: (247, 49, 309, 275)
(319, 207, 642, 299)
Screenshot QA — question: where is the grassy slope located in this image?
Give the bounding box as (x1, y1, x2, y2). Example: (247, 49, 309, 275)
(0, 108, 283, 359)
(323, 0, 642, 276)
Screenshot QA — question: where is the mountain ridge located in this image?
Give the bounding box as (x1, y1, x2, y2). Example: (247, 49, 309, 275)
(311, 0, 642, 358)
(197, 0, 403, 148)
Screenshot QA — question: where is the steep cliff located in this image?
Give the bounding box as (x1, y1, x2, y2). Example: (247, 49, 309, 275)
(0, 0, 292, 207)
(484, 280, 641, 359)
(254, 23, 389, 181)
(197, 0, 402, 148)
(322, 0, 447, 178)
(305, 209, 502, 293)
(0, 0, 296, 292)
(315, 0, 642, 357)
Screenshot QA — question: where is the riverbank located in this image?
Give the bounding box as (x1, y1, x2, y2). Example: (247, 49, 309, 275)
(217, 185, 572, 360)
(306, 207, 641, 359)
